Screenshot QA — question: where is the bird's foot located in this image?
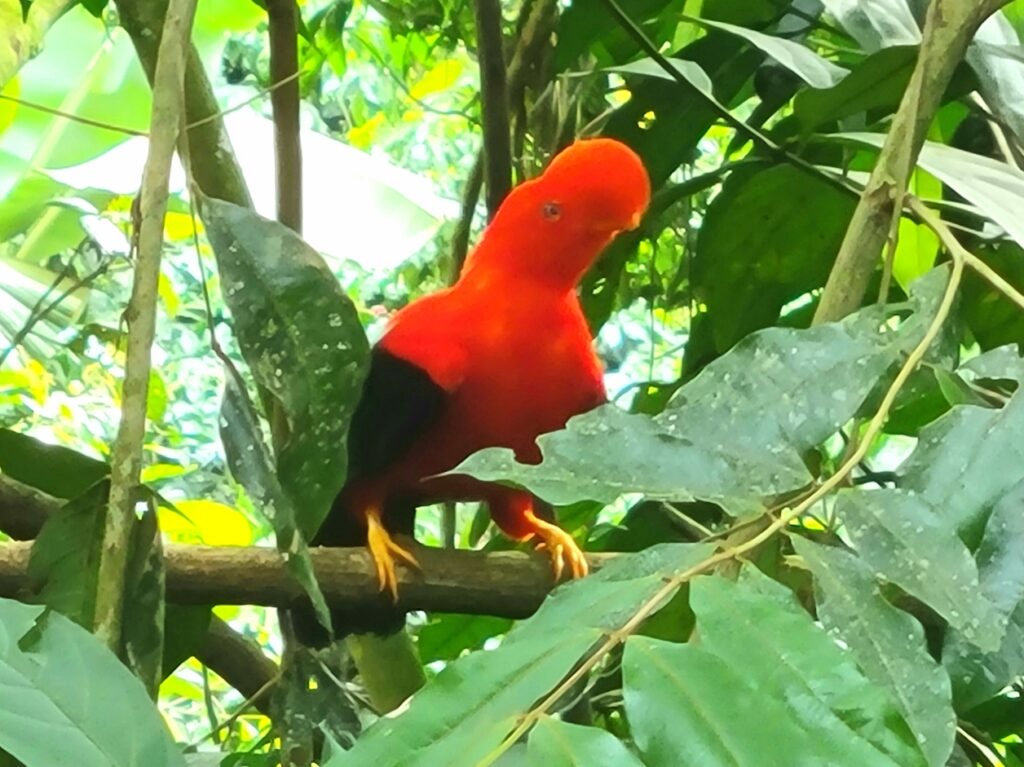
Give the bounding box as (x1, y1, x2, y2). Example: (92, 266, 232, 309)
(525, 512, 589, 582)
(366, 507, 420, 602)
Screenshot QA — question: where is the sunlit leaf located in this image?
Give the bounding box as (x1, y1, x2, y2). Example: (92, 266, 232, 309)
(527, 717, 645, 767)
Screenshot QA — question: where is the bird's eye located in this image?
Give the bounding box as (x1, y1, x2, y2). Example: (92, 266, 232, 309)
(542, 201, 562, 221)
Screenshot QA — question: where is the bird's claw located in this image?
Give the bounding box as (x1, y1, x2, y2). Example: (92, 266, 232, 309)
(533, 524, 589, 582)
(366, 508, 421, 602)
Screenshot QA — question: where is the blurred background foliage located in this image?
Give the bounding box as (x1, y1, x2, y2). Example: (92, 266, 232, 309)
(3, 0, 1024, 764)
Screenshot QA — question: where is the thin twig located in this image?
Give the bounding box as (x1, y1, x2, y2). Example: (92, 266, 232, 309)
(94, 0, 198, 649)
(267, 0, 302, 234)
(478, 250, 965, 766)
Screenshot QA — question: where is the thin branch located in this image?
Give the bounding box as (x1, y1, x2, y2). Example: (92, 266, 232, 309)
(472, 0, 513, 218)
(267, 0, 302, 234)
(479, 251, 966, 766)
(449, 154, 484, 280)
(814, 0, 1007, 324)
(94, 0, 197, 650)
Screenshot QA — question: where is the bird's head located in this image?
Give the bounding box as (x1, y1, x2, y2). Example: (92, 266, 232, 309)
(463, 138, 652, 290)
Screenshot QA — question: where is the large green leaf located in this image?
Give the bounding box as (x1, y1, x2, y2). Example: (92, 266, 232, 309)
(943, 481, 1024, 709)
(818, 0, 920, 51)
(900, 383, 1024, 533)
(526, 717, 645, 767)
(458, 271, 944, 513)
(329, 544, 712, 767)
(794, 538, 955, 767)
(695, 17, 849, 88)
(624, 572, 925, 767)
(684, 163, 855, 367)
(202, 196, 370, 536)
(835, 489, 999, 650)
(964, 13, 1024, 145)
(0, 599, 184, 767)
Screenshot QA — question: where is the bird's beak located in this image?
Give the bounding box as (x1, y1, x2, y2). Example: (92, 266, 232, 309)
(626, 210, 643, 231)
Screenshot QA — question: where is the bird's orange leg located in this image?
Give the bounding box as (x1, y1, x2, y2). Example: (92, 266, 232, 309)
(490, 491, 589, 581)
(365, 506, 420, 601)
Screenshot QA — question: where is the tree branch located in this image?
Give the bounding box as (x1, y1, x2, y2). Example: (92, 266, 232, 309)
(0, 540, 609, 618)
(95, 0, 197, 649)
(472, 0, 513, 218)
(813, 0, 1010, 324)
(0, 0, 74, 89)
(267, 0, 302, 234)
(116, 0, 252, 206)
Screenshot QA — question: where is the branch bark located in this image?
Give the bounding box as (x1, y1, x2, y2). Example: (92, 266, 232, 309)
(813, 0, 1010, 324)
(267, 0, 302, 234)
(0, 540, 609, 618)
(472, 0, 513, 218)
(0, 0, 74, 89)
(95, 0, 197, 650)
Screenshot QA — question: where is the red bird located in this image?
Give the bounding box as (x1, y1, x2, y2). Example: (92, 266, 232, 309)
(313, 138, 650, 621)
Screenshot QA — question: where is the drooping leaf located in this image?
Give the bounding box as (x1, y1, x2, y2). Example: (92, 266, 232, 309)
(219, 374, 331, 633)
(794, 538, 956, 767)
(0, 599, 185, 767)
(330, 544, 713, 767)
(458, 270, 945, 513)
(819, 0, 920, 51)
(24, 480, 109, 628)
(624, 572, 925, 767)
(694, 17, 848, 88)
(943, 481, 1024, 709)
(202, 196, 370, 537)
(527, 717, 645, 767)
(835, 489, 999, 650)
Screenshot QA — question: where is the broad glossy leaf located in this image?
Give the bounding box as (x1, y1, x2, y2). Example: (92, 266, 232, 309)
(819, 0, 920, 51)
(961, 343, 1024, 383)
(203, 196, 370, 536)
(943, 481, 1024, 709)
(417, 613, 512, 665)
(837, 133, 1024, 251)
(900, 385, 1024, 532)
(459, 271, 944, 513)
(794, 538, 955, 767)
(685, 164, 855, 365)
(835, 489, 999, 650)
(331, 544, 712, 767)
(219, 374, 331, 632)
(696, 18, 848, 88)
(608, 57, 715, 98)
(625, 574, 924, 767)
(968, 14, 1024, 146)
(527, 717, 645, 767)
(0, 599, 184, 767)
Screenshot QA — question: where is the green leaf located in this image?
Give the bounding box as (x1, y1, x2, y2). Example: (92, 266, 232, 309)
(837, 133, 1024, 252)
(943, 481, 1024, 709)
(458, 271, 945, 513)
(219, 374, 331, 633)
(607, 57, 715, 98)
(527, 717, 645, 767)
(0, 599, 185, 767)
(968, 14, 1024, 146)
(417, 613, 512, 665)
(694, 17, 848, 88)
(684, 164, 855, 365)
(835, 489, 999, 650)
(122, 508, 165, 696)
(961, 343, 1024, 383)
(625, 573, 925, 767)
(900, 386, 1024, 532)
(819, 0, 920, 51)
(0, 428, 108, 499)
(794, 538, 956, 767)
(202, 196, 370, 537)
(25, 481, 108, 627)
(793, 46, 919, 133)
(330, 544, 712, 767)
